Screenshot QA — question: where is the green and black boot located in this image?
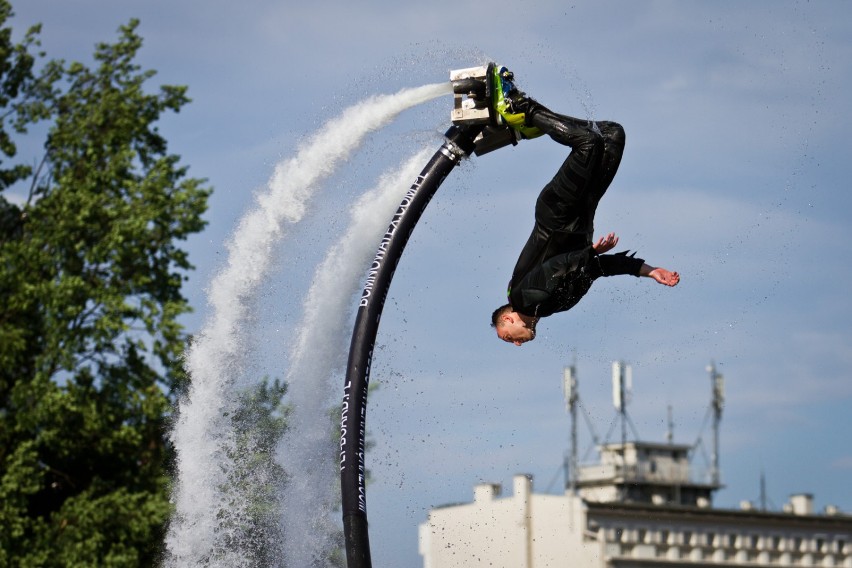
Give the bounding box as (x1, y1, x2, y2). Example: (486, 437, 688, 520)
(492, 66, 543, 139)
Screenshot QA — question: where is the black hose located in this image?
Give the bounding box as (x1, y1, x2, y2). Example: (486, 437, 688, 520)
(340, 124, 482, 568)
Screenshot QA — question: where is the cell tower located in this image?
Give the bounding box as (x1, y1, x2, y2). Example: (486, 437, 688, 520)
(612, 360, 633, 450)
(708, 361, 725, 486)
(563, 365, 578, 494)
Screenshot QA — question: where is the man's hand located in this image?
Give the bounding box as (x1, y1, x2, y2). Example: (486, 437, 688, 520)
(593, 232, 619, 254)
(640, 264, 680, 287)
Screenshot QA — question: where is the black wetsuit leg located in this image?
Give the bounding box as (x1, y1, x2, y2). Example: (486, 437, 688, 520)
(590, 120, 626, 202)
(510, 105, 626, 285)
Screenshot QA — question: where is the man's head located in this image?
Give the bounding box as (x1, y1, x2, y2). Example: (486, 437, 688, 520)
(491, 304, 536, 346)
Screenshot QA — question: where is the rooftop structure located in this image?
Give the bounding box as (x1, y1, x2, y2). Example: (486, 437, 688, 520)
(420, 475, 851, 568)
(575, 440, 720, 508)
(419, 363, 851, 568)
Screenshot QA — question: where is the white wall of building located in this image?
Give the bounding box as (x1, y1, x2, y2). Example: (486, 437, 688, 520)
(419, 475, 852, 568)
(419, 475, 603, 568)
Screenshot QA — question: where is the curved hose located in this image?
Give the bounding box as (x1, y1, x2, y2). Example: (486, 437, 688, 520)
(340, 124, 482, 567)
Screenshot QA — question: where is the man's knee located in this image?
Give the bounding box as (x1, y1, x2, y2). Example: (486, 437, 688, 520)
(598, 121, 625, 148)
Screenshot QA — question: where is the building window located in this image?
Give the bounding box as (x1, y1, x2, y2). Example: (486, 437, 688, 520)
(638, 529, 647, 544)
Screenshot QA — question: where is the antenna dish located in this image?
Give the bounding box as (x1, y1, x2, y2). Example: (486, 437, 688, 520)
(625, 364, 633, 401)
(612, 362, 622, 411)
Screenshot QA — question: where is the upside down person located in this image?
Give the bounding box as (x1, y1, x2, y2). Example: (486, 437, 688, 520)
(490, 69, 680, 346)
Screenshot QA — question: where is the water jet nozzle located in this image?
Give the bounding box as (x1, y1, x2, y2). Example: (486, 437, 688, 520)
(450, 65, 492, 125)
(449, 63, 521, 156)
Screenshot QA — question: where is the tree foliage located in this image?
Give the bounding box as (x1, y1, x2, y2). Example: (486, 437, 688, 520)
(0, 3, 210, 565)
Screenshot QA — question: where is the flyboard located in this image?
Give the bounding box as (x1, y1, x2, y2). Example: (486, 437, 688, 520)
(339, 63, 528, 568)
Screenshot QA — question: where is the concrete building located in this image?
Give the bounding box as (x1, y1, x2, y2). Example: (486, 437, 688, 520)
(419, 454, 852, 567)
(419, 364, 852, 567)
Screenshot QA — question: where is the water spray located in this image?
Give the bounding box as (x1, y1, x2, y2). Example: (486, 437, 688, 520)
(340, 63, 520, 567)
(166, 82, 451, 567)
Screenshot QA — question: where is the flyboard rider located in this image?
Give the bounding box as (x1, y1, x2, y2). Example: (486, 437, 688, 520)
(489, 68, 680, 346)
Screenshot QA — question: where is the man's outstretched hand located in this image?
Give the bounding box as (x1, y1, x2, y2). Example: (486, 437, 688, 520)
(593, 232, 619, 254)
(595, 233, 680, 287)
(640, 264, 681, 287)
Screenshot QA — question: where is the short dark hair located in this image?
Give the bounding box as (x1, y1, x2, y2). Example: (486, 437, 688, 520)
(491, 304, 512, 328)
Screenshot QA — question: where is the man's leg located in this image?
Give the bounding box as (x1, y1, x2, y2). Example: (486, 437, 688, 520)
(508, 103, 604, 280)
(526, 105, 626, 221)
(509, 104, 626, 281)
(528, 103, 606, 233)
(592, 120, 626, 200)
(510, 96, 625, 188)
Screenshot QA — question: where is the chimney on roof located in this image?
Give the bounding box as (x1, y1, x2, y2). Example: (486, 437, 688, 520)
(788, 493, 814, 516)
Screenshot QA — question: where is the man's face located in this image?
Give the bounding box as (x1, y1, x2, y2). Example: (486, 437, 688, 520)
(495, 313, 536, 346)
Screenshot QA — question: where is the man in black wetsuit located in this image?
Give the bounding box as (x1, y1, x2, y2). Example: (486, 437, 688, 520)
(491, 77, 680, 346)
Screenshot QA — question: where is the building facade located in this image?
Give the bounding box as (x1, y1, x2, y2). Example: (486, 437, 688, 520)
(419, 442, 851, 567)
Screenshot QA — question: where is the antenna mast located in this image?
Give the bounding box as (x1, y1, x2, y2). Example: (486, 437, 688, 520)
(708, 361, 725, 486)
(563, 365, 579, 494)
(612, 361, 632, 450)
(667, 405, 674, 444)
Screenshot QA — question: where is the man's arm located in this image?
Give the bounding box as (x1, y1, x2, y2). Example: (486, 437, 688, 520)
(592, 232, 680, 287)
(639, 263, 680, 286)
(593, 232, 619, 253)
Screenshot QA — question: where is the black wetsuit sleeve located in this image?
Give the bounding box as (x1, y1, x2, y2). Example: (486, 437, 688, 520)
(509, 249, 589, 316)
(510, 250, 645, 318)
(588, 251, 645, 278)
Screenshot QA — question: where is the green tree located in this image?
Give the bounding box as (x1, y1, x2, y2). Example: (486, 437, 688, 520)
(0, 5, 210, 566)
(0, 0, 51, 206)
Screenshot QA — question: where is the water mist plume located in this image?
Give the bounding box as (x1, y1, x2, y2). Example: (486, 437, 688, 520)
(165, 83, 451, 566)
(278, 149, 435, 567)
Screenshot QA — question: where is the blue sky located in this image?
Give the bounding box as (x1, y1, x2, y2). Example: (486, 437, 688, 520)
(10, 1, 852, 566)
